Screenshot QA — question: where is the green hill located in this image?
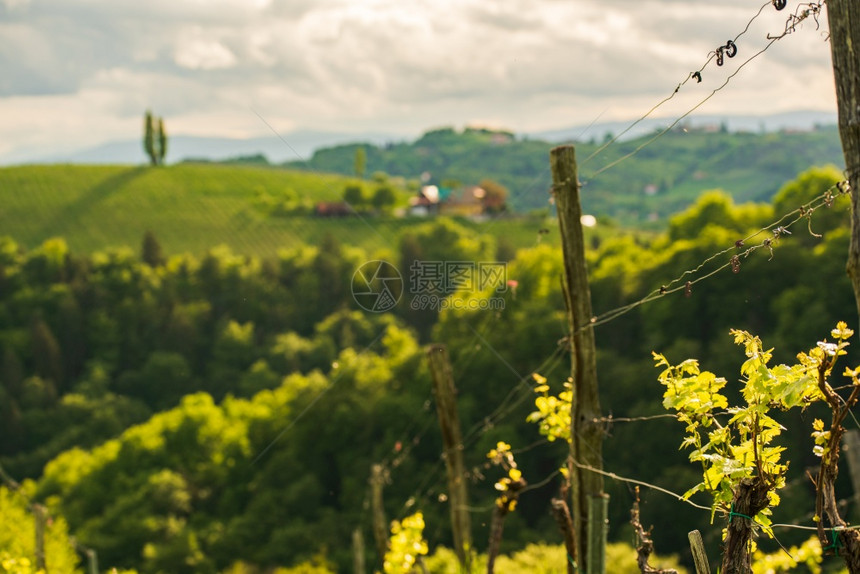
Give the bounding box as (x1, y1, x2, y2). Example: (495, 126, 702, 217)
(0, 163, 557, 257)
(286, 125, 845, 225)
(3, 122, 845, 257)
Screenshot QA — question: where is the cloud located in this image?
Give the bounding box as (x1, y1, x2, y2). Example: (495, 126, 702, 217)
(0, 0, 839, 161)
(174, 29, 237, 70)
(1, 0, 30, 10)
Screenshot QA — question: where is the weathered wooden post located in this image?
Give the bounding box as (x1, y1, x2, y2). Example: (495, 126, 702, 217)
(427, 344, 472, 572)
(34, 503, 47, 572)
(827, 0, 860, 322)
(86, 549, 99, 574)
(371, 464, 389, 563)
(688, 530, 711, 574)
(353, 528, 366, 574)
(550, 144, 605, 571)
(587, 494, 608, 574)
(551, 498, 577, 574)
(826, 14, 860, 564)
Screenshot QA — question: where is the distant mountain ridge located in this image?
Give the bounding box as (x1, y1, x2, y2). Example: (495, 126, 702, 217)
(0, 110, 836, 167)
(2, 110, 844, 226)
(532, 110, 838, 143)
(1, 130, 403, 167)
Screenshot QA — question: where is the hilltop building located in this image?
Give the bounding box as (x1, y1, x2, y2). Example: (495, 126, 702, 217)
(408, 185, 491, 218)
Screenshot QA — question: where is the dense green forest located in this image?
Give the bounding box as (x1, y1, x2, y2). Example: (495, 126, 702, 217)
(286, 125, 844, 225)
(0, 161, 855, 572)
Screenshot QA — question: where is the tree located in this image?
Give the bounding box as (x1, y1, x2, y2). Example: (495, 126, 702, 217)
(158, 117, 167, 165)
(342, 184, 366, 209)
(827, 1, 860, 319)
(144, 110, 157, 166)
(478, 178, 509, 214)
(143, 110, 167, 166)
(141, 230, 165, 268)
(371, 185, 396, 212)
(354, 146, 366, 179)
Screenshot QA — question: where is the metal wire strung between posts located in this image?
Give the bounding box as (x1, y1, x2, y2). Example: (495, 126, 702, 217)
(571, 457, 860, 535)
(391, 343, 568, 519)
(575, 179, 850, 335)
(580, 0, 775, 168)
(581, 0, 827, 180)
(392, 176, 851, 520)
(386, 177, 852, 533)
(394, 346, 568, 518)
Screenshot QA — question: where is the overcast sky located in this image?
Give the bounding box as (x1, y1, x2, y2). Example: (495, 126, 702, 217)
(0, 0, 837, 160)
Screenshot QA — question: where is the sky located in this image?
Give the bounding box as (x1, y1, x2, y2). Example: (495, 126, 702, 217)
(0, 0, 837, 161)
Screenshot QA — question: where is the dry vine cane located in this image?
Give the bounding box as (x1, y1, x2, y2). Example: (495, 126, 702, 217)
(630, 486, 678, 574)
(803, 323, 860, 571)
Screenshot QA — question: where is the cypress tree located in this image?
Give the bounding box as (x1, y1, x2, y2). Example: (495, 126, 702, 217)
(354, 146, 366, 179)
(157, 117, 167, 165)
(143, 110, 156, 166)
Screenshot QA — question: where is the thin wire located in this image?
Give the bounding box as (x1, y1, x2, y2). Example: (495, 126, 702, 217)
(574, 458, 860, 534)
(380, 396, 438, 471)
(578, 180, 849, 333)
(459, 347, 565, 448)
(453, 468, 565, 517)
(593, 413, 679, 424)
(582, 0, 826, 182)
(389, 176, 849, 525)
(571, 459, 713, 511)
(395, 346, 567, 518)
(391, 179, 851, 519)
(250, 329, 387, 465)
(520, 468, 563, 495)
(584, 39, 777, 181)
(580, 1, 771, 168)
(513, 437, 554, 456)
(377, 314, 520, 473)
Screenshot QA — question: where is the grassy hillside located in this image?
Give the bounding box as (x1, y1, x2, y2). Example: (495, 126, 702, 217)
(287, 125, 845, 226)
(0, 163, 559, 257)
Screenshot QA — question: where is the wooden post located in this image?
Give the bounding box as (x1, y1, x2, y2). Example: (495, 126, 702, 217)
(427, 344, 472, 572)
(34, 503, 47, 572)
(551, 498, 577, 574)
(586, 495, 608, 574)
(551, 144, 605, 569)
(826, 1, 860, 321)
(86, 549, 98, 574)
(370, 464, 389, 563)
(688, 530, 711, 574)
(353, 528, 366, 574)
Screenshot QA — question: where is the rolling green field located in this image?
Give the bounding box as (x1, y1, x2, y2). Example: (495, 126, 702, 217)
(0, 163, 561, 258)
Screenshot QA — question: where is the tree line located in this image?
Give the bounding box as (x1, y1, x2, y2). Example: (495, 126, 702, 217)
(0, 165, 853, 572)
